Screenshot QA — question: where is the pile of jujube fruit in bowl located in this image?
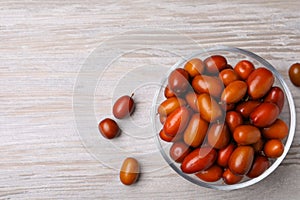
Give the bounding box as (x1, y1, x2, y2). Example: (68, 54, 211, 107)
(157, 55, 289, 185)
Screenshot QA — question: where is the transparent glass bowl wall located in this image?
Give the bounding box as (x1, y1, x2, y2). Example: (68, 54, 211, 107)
(152, 46, 296, 190)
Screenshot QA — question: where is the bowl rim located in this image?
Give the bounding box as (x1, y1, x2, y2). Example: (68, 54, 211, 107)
(152, 45, 296, 190)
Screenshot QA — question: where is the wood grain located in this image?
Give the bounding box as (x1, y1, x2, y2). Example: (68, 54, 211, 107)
(0, 0, 299, 199)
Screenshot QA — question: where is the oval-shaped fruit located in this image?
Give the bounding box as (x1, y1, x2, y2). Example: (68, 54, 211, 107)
(181, 147, 217, 174)
(207, 123, 230, 149)
(246, 68, 274, 99)
(98, 118, 120, 139)
(113, 95, 135, 119)
(164, 85, 176, 98)
(236, 100, 261, 119)
(197, 93, 223, 122)
(184, 58, 205, 77)
(228, 146, 254, 175)
(158, 97, 186, 116)
(204, 55, 227, 74)
(183, 114, 208, 148)
(219, 68, 240, 86)
(169, 142, 191, 163)
(192, 75, 223, 98)
(159, 129, 174, 142)
(225, 111, 243, 133)
(262, 119, 288, 139)
(195, 164, 223, 182)
(159, 128, 182, 142)
(120, 157, 140, 185)
(185, 92, 199, 112)
(163, 107, 190, 137)
(217, 143, 236, 167)
(250, 102, 279, 127)
(221, 80, 247, 104)
(233, 125, 261, 145)
(222, 168, 243, 185)
(234, 60, 255, 80)
(263, 139, 284, 158)
(247, 155, 270, 178)
(289, 63, 300, 87)
(168, 68, 190, 95)
(264, 86, 285, 113)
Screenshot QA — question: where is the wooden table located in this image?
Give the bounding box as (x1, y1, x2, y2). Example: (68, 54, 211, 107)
(1, 0, 299, 199)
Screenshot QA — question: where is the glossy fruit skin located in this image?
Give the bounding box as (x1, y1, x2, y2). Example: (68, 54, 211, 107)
(197, 93, 223, 122)
(233, 125, 261, 145)
(263, 139, 284, 158)
(207, 123, 230, 149)
(264, 86, 285, 113)
(183, 114, 208, 148)
(225, 111, 243, 133)
(168, 68, 190, 95)
(246, 68, 274, 99)
(159, 129, 182, 142)
(221, 80, 247, 104)
(158, 97, 186, 116)
(236, 100, 261, 119)
(234, 60, 255, 80)
(219, 69, 240, 86)
(192, 75, 223, 98)
(204, 55, 227, 74)
(217, 143, 236, 167)
(250, 102, 279, 127)
(181, 147, 217, 174)
(289, 63, 300, 87)
(159, 56, 290, 185)
(120, 157, 140, 185)
(222, 168, 243, 185)
(163, 107, 190, 137)
(98, 118, 120, 139)
(185, 92, 199, 112)
(113, 95, 135, 119)
(159, 129, 174, 142)
(262, 119, 288, 139)
(195, 164, 223, 182)
(184, 58, 205, 77)
(164, 85, 176, 98)
(228, 146, 254, 175)
(169, 142, 191, 163)
(247, 156, 270, 178)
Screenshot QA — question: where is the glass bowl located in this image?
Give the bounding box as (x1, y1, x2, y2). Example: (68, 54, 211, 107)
(152, 46, 296, 190)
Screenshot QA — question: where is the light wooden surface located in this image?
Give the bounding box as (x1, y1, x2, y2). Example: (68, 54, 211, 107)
(1, 0, 300, 199)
